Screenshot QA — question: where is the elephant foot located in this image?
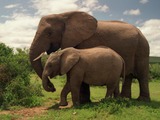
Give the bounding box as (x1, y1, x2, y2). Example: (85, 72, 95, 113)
(59, 101, 68, 106)
(120, 90, 131, 99)
(120, 93, 131, 99)
(137, 96, 151, 102)
(80, 98, 91, 104)
(73, 101, 80, 106)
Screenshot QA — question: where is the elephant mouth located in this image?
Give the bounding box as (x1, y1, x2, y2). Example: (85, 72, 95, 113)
(49, 70, 60, 79)
(47, 43, 60, 55)
(49, 74, 54, 79)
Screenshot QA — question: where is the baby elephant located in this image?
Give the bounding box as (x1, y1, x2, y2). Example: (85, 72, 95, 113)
(42, 47, 125, 106)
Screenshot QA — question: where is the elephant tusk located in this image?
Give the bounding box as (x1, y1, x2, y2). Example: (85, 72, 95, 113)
(33, 52, 46, 61)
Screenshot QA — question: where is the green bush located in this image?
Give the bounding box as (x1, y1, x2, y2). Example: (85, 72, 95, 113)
(149, 64, 160, 80)
(2, 77, 42, 108)
(0, 43, 42, 109)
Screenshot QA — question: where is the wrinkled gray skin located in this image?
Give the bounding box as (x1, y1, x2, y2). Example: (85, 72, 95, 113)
(29, 11, 150, 103)
(42, 47, 125, 106)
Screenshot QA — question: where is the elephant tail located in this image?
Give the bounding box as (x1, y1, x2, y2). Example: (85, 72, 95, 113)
(121, 57, 125, 84)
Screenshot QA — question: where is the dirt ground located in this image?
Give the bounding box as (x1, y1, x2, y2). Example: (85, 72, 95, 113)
(0, 106, 47, 120)
(0, 102, 72, 120)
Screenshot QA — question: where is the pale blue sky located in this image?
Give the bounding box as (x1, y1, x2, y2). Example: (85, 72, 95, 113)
(0, 0, 160, 56)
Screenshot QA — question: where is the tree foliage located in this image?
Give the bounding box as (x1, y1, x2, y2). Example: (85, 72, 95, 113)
(0, 43, 42, 109)
(149, 64, 160, 80)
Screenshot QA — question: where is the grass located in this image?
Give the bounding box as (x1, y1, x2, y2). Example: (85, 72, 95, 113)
(33, 79, 160, 120)
(1, 75, 160, 120)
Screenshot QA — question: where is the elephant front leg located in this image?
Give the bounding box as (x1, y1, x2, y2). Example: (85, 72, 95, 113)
(71, 87, 81, 106)
(80, 82, 91, 104)
(70, 78, 82, 106)
(59, 81, 70, 106)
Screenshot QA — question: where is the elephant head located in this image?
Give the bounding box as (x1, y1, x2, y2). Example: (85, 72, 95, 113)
(29, 11, 97, 80)
(42, 48, 79, 92)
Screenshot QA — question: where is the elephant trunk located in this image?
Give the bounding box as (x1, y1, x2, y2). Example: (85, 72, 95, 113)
(29, 48, 44, 79)
(42, 72, 56, 92)
(29, 47, 56, 92)
(29, 33, 49, 79)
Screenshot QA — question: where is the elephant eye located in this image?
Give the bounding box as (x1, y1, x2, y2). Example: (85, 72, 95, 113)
(48, 31, 52, 37)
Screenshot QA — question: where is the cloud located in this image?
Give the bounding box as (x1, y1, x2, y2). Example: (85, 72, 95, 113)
(138, 19, 160, 56)
(31, 0, 109, 16)
(135, 19, 143, 25)
(139, 0, 149, 4)
(0, 13, 39, 48)
(0, 0, 109, 49)
(80, 0, 109, 13)
(1, 15, 10, 18)
(31, 0, 78, 16)
(5, 4, 20, 9)
(123, 9, 141, 16)
(1, 1, 159, 57)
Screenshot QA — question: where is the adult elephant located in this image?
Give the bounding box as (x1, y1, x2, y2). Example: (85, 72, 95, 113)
(29, 11, 150, 102)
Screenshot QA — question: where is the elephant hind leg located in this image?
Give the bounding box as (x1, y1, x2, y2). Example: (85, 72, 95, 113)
(121, 74, 133, 98)
(137, 79, 150, 102)
(114, 81, 120, 98)
(105, 83, 117, 98)
(136, 58, 150, 101)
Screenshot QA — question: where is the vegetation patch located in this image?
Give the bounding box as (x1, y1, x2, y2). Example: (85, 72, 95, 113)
(0, 43, 43, 109)
(0, 43, 160, 119)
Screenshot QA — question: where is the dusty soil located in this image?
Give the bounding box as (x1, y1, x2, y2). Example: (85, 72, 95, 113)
(0, 106, 47, 120)
(0, 101, 72, 120)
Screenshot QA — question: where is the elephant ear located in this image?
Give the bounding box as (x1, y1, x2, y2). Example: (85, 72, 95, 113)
(60, 48, 80, 75)
(61, 11, 97, 49)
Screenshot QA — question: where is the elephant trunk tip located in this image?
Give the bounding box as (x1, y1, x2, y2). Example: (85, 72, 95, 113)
(43, 84, 56, 92)
(42, 75, 56, 92)
(49, 87, 56, 92)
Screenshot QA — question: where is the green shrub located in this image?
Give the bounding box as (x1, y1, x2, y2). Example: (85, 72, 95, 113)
(2, 77, 42, 108)
(0, 43, 42, 109)
(149, 64, 160, 80)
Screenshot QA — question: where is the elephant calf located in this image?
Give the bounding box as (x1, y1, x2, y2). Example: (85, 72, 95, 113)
(42, 47, 125, 106)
